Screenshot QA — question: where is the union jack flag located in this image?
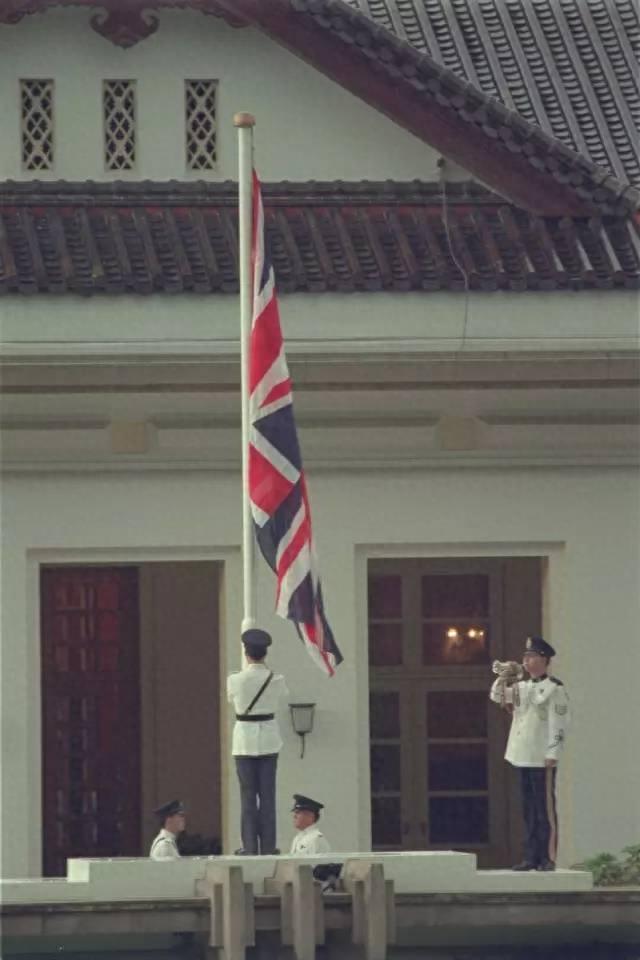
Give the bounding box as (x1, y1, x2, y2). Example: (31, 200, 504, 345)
(248, 171, 343, 677)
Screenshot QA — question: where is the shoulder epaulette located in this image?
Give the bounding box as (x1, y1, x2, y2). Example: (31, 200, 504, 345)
(550, 676, 564, 685)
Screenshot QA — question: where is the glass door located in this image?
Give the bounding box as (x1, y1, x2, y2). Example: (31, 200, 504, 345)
(368, 557, 541, 866)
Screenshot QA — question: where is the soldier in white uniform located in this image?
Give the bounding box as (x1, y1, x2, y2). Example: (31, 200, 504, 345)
(227, 628, 288, 855)
(490, 636, 570, 871)
(149, 800, 185, 860)
(289, 794, 331, 855)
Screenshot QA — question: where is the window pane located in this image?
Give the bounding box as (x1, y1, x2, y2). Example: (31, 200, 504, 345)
(185, 79, 217, 171)
(422, 574, 489, 617)
(429, 796, 488, 844)
(21, 79, 54, 172)
(368, 575, 402, 618)
(370, 745, 401, 792)
(422, 623, 489, 665)
(427, 692, 488, 738)
(371, 797, 401, 846)
(103, 80, 136, 171)
(370, 692, 400, 739)
(369, 623, 403, 666)
(428, 743, 488, 791)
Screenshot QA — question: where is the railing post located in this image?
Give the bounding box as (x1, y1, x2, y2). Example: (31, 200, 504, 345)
(196, 862, 255, 960)
(342, 860, 395, 960)
(265, 860, 325, 960)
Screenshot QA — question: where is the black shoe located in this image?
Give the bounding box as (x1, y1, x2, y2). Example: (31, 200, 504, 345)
(512, 860, 537, 871)
(537, 859, 556, 872)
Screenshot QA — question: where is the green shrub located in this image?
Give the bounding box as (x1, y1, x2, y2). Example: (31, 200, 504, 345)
(620, 844, 640, 884)
(575, 844, 640, 886)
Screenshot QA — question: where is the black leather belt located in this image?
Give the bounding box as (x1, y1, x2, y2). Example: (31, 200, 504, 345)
(235, 713, 275, 722)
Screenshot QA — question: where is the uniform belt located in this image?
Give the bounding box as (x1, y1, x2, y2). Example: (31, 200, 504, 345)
(236, 713, 275, 722)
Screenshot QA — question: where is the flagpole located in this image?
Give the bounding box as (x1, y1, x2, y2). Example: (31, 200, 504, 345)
(235, 111, 256, 633)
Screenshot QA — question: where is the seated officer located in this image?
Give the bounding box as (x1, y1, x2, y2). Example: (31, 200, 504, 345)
(289, 794, 331, 855)
(149, 800, 186, 860)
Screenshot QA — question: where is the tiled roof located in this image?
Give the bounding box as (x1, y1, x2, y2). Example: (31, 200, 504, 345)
(346, 0, 640, 187)
(1, 180, 638, 294)
(287, 0, 638, 214)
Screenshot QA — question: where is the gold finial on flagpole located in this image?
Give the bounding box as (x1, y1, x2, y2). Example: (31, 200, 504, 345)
(234, 112, 256, 128)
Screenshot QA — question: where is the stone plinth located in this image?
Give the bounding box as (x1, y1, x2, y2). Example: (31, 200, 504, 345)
(0, 851, 592, 907)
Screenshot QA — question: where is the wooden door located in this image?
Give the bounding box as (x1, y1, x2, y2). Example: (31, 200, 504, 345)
(368, 558, 541, 867)
(41, 567, 141, 876)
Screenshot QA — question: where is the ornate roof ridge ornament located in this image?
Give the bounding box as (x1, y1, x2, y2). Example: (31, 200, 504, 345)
(90, 7, 160, 49)
(0, 1, 248, 47)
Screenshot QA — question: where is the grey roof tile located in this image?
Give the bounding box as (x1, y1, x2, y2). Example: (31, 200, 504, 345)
(0, 180, 637, 294)
(346, 0, 640, 185)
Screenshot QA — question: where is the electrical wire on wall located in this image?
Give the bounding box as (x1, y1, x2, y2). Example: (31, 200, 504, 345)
(438, 157, 471, 352)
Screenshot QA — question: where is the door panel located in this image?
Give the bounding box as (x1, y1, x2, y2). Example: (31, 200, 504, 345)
(423, 687, 492, 852)
(41, 567, 141, 876)
(369, 684, 423, 849)
(369, 688, 404, 848)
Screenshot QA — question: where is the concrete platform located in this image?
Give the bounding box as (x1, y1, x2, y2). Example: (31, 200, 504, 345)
(472, 867, 593, 892)
(0, 851, 592, 904)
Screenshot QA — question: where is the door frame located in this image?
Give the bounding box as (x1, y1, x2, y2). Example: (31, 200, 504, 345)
(26, 545, 242, 877)
(354, 542, 565, 857)
(368, 556, 511, 864)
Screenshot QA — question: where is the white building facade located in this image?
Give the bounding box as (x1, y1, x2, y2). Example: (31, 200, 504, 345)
(1, 1, 639, 879)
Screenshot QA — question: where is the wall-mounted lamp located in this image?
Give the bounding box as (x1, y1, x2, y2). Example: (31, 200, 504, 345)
(289, 702, 316, 759)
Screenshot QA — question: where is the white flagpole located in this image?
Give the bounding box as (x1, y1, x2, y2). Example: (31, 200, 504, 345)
(234, 111, 257, 633)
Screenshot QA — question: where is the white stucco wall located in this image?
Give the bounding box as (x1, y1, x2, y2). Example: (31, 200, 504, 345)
(0, 8, 440, 182)
(1, 289, 638, 356)
(1, 464, 638, 878)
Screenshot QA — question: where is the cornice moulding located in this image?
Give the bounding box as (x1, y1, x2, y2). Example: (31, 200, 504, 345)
(2, 451, 638, 474)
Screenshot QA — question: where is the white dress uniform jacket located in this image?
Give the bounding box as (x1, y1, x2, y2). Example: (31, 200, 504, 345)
(227, 663, 288, 757)
(290, 823, 331, 856)
(490, 674, 570, 767)
(149, 829, 180, 860)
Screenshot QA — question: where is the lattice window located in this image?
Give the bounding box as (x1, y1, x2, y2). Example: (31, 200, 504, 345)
(21, 79, 54, 171)
(103, 80, 136, 171)
(185, 79, 217, 170)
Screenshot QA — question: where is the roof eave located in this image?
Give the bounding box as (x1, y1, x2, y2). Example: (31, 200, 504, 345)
(2, 180, 639, 296)
(218, 0, 637, 217)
